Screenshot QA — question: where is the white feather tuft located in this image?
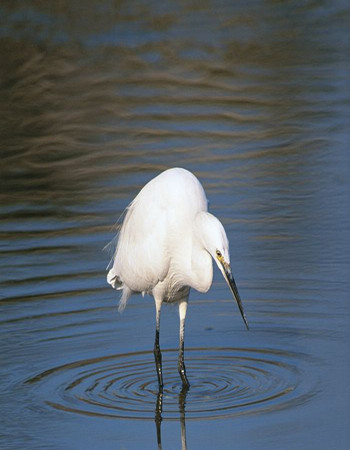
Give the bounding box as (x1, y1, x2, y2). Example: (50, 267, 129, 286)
(118, 286, 132, 312)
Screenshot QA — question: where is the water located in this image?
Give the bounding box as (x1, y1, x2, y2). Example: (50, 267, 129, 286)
(1, 1, 349, 449)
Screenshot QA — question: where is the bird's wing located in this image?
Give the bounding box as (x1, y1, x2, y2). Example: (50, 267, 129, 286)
(110, 192, 170, 293)
(109, 168, 208, 294)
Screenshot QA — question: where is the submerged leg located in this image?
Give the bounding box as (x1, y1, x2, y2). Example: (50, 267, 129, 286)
(178, 300, 190, 388)
(154, 297, 163, 389)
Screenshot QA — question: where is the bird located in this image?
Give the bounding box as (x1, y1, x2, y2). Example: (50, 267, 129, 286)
(107, 167, 249, 389)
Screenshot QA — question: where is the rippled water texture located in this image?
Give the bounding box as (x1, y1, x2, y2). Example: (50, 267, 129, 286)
(26, 347, 317, 421)
(1, 1, 350, 449)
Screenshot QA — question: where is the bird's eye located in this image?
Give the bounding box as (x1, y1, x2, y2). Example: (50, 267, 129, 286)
(216, 250, 222, 258)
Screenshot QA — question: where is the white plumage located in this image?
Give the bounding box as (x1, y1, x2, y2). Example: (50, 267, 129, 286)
(107, 167, 248, 388)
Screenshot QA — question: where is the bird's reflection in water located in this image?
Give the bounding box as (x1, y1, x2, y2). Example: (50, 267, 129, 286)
(155, 389, 163, 450)
(155, 386, 189, 450)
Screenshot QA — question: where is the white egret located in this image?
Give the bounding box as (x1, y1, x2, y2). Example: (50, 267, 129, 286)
(107, 167, 248, 389)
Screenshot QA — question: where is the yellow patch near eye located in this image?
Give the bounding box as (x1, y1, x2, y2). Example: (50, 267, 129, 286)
(216, 250, 223, 261)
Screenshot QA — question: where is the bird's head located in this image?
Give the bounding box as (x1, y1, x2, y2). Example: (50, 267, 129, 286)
(198, 212, 249, 330)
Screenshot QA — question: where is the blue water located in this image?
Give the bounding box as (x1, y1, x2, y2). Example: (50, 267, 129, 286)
(1, 1, 349, 449)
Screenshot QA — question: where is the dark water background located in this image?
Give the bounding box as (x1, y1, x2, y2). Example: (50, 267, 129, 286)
(1, 1, 349, 449)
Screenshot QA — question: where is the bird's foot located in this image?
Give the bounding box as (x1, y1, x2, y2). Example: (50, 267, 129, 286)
(178, 361, 190, 389)
(154, 344, 164, 390)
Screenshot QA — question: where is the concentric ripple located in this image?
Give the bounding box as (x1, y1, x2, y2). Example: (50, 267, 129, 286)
(25, 348, 318, 420)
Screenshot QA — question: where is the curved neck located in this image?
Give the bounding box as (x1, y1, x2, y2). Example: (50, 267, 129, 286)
(188, 213, 213, 293)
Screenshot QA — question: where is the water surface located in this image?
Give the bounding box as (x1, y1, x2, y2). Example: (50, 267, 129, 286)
(1, 1, 350, 449)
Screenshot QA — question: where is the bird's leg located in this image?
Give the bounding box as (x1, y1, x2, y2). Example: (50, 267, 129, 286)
(154, 298, 163, 390)
(178, 300, 190, 388)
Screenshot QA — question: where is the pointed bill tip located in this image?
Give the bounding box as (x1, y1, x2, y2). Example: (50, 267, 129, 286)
(223, 264, 249, 331)
(242, 313, 250, 331)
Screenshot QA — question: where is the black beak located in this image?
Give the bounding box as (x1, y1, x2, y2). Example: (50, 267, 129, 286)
(222, 263, 249, 330)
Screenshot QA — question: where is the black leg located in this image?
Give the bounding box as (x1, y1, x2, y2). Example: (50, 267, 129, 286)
(178, 324, 190, 389)
(178, 297, 190, 388)
(154, 300, 163, 389)
(154, 328, 164, 389)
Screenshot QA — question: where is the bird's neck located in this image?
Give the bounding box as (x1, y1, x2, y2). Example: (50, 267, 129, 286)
(189, 213, 213, 293)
